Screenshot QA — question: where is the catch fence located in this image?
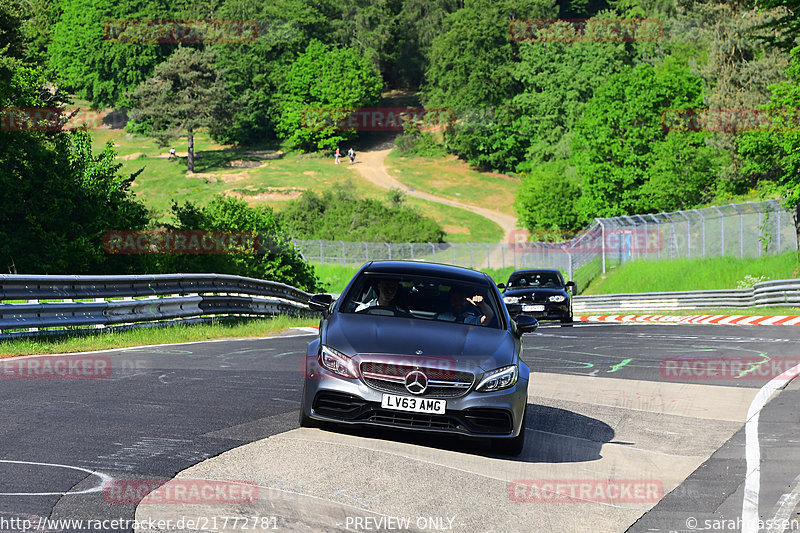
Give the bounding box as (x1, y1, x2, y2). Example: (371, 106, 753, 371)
(292, 200, 797, 284)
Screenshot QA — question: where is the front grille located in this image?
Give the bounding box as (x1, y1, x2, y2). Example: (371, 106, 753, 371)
(364, 410, 459, 430)
(360, 361, 474, 398)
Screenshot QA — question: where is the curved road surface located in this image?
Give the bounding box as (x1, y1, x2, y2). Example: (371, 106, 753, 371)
(0, 324, 799, 532)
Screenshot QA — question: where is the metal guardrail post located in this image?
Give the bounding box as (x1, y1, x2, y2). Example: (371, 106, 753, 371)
(693, 209, 705, 257)
(648, 214, 660, 259)
(678, 211, 691, 258)
(771, 200, 782, 253)
(408, 242, 414, 260)
(385, 242, 392, 260)
(662, 212, 676, 259)
(749, 201, 762, 256)
(711, 206, 724, 256)
(430, 242, 436, 262)
(597, 218, 607, 274)
(319, 240, 324, 264)
(340, 240, 345, 265)
(729, 203, 744, 258)
(485, 243, 491, 269)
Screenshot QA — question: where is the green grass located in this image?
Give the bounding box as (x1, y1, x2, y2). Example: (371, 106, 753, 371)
(0, 316, 317, 357)
(583, 251, 799, 295)
(404, 197, 504, 242)
(577, 307, 800, 316)
(385, 150, 520, 217)
(313, 264, 361, 294)
(93, 128, 505, 241)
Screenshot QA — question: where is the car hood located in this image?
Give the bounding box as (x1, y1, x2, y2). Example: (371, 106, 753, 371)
(323, 313, 517, 371)
(503, 287, 568, 298)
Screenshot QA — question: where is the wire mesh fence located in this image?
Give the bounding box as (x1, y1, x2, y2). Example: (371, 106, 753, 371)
(292, 200, 797, 284)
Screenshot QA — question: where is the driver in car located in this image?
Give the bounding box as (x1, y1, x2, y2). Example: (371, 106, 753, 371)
(355, 279, 406, 313)
(438, 287, 494, 326)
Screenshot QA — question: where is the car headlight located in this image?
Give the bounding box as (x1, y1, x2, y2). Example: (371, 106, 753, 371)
(476, 365, 518, 392)
(548, 295, 566, 302)
(503, 296, 520, 304)
(319, 345, 357, 378)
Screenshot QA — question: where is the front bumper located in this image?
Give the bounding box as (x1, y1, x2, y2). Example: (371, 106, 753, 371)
(506, 302, 571, 321)
(301, 366, 529, 439)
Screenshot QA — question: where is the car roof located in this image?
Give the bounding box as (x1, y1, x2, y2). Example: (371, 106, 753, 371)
(509, 269, 563, 276)
(361, 261, 490, 284)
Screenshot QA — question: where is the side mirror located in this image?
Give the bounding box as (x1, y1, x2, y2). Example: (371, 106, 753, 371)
(514, 315, 538, 334)
(565, 281, 577, 295)
(497, 283, 506, 290)
(308, 294, 333, 313)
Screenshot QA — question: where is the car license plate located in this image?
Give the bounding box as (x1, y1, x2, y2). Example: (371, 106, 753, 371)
(522, 304, 545, 312)
(381, 394, 445, 414)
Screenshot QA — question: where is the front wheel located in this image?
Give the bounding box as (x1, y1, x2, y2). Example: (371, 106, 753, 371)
(298, 383, 319, 428)
(560, 315, 574, 327)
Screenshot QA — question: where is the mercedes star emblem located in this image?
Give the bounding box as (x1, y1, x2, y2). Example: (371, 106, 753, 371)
(404, 370, 428, 395)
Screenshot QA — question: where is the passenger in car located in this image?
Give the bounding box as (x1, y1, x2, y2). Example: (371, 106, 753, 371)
(438, 287, 494, 326)
(355, 279, 406, 312)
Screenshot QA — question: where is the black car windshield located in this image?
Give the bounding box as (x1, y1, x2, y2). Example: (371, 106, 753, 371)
(507, 271, 564, 288)
(339, 273, 502, 328)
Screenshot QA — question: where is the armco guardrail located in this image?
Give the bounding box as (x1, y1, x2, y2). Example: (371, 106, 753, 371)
(0, 274, 319, 338)
(573, 279, 800, 313)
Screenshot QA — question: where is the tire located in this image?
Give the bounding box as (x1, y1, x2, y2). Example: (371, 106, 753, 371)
(298, 408, 319, 428)
(491, 413, 526, 456)
(298, 382, 319, 428)
(560, 315, 573, 327)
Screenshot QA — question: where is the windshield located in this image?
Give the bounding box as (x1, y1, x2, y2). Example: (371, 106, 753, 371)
(339, 273, 502, 329)
(507, 271, 564, 289)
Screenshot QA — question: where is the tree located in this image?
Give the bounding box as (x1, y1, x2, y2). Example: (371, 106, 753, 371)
(753, 0, 800, 50)
(212, 0, 331, 144)
(695, 2, 789, 196)
(167, 196, 321, 292)
(515, 160, 583, 234)
(277, 186, 445, 242)
(571, 60, 721, 218)
(423, 0, 558, 171)
(48, 0, 176, 108)
(738, 46, 800, 269)
(128, 47, 233, 173)
(274, 39, 383, 151)
(512, 33, 632, 165)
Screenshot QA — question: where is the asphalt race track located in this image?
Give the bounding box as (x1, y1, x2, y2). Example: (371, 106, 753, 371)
(1, 323, 799, 533)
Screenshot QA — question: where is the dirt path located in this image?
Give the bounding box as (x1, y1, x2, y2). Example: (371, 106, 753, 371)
(351, 147, 521, 244)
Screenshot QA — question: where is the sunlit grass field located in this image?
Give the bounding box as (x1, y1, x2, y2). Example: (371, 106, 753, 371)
(385, 151, 521, 217)
(582, 251, 798, 294)
(0, 316, 318, 357)
(91, 128, 503, 242)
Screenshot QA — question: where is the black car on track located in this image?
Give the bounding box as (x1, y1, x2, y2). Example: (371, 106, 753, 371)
(301, 260, 539, 455)
(499, 269, 576, 327)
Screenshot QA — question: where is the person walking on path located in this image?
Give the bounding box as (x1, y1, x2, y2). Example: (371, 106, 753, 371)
(334, 147, 341, 164)
(348, 147, 356, 164)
